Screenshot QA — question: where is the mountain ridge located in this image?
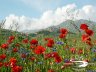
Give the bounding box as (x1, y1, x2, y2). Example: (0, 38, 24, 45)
(28, 19, 96, 36)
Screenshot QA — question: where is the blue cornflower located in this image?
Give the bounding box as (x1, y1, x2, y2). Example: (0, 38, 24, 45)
(56, 41, 64, 45)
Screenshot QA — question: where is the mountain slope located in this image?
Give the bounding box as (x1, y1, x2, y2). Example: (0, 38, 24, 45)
(29, 19, 96, 36)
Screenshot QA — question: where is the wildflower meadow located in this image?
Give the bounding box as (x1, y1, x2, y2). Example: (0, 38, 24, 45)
(0, 23, 96, 72)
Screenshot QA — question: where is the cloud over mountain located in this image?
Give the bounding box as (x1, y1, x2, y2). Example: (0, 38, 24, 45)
(4, 4, 96, 32)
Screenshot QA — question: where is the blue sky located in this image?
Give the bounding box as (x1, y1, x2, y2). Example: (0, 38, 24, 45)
(0, 0, 96, 20)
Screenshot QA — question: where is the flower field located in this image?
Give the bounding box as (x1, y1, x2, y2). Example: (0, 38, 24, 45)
(0, 23, 96, 72)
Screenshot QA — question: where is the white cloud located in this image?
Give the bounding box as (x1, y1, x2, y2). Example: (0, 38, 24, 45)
(4, 4, 96, 32)
(82, 5, 95, 14)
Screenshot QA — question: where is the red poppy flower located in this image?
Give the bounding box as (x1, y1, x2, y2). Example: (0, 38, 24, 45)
(86, 41, 93, 46)
(9, 36, 15, 41)
(21, 53, 26, 58)
(0, 54, 6, 60)
(51, 52, 59, 57)
(9, 58, 17, 68)
(29, 57, 36, 61)
(81, 34, 91, 42)
(30, 39, 38, 45)
(10, 62, 16, 68)
(48, 39, 54, 44)
(0, 62, 3, 67)
(7, 39, 13, 44)
(4, 62, 10, 67)
(10, 58, 17, 63)
(85, 29, 94, 36)
(80, 24, 88, 30)
(70, 47, 76, 54)
(44, 53, 52, 59)
(60, 28, 68, 34)
(59, 33, 66, 38)
(34, 46, 46, 54)
(47, 43, 53, 48)
(12, 65, 23, 72)
(78, 49, 83, 54)
(44, 38, 51, 41)
(22, 39, 28, 43)
(7, 36, 15, 44)
(13, 48, 18, 52)
(45, 52, 62, 63)
(46, 38, 54, 48)
(54, 56, 62, 63)
(44, 52, 59, 59)
(15, 43, 20, 47)
(1, 43, 8, 49)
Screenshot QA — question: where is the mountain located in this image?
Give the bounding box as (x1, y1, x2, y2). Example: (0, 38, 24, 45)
(56, 19, 96, 32)
(29, 19, 96, 36)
